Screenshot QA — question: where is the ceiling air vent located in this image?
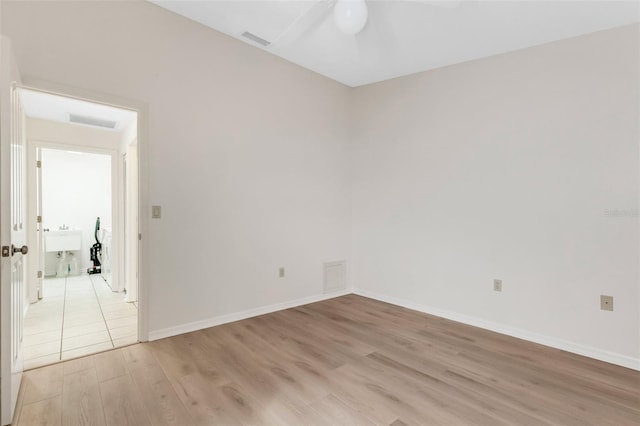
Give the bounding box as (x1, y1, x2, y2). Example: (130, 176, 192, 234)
(68, 113, 117, 129)
(241, 31, 271, 47)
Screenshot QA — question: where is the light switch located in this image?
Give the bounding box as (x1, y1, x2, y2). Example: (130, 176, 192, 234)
(152, 205, 161, 219)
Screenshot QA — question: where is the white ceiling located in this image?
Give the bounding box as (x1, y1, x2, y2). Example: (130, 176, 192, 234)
(150, 0, 640, 87)
(20, 89, 137, 133)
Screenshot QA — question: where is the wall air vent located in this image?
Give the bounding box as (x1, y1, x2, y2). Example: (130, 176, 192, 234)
(241, 31, 271, 47)
(323, 261, 346, 294)
(68, 113, 117, 129)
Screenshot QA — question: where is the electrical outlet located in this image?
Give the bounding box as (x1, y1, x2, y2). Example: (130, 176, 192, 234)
(279, 267, 285, 278)
(493, 279, 502, 292)
(152, 205, 161, 219)
(600, 295, 613, 311)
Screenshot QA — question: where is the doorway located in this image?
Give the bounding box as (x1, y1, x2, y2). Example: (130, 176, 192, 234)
(21, 89, 140, 369)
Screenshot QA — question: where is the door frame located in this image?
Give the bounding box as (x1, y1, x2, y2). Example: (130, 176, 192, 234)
(123, 139, 139, 303)
(18, 80, 149, 342)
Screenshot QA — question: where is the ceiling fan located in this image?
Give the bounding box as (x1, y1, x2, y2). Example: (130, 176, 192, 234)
(274, 0, 461, 45)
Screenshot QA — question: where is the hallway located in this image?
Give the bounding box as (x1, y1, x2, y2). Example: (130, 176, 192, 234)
(23, 275, 138, 370)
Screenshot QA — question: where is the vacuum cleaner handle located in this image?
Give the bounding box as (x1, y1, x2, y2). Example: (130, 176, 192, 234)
(94, 217, 101, 243)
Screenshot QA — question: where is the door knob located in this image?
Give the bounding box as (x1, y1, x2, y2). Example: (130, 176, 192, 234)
(12, 245, 28, 255)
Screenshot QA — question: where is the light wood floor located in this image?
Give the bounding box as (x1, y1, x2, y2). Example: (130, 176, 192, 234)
(12, 294, 640, 425)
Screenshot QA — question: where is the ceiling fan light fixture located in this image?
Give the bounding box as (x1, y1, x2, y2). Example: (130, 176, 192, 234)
(333, 0, 368, 35)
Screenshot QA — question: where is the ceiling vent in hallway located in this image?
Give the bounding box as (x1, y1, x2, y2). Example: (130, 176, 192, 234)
(241, 31, 271, 47)
(68, 113, 118, 129)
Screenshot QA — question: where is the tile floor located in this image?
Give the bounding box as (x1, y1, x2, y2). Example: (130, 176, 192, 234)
(23, 274, 138, 370)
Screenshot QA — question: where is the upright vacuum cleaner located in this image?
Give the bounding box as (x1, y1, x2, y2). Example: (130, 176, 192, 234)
(87, 217, 102, 275)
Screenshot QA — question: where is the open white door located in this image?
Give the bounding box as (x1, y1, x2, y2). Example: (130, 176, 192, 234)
(26, 144, 42, 303)
(0, 37, 26, 426)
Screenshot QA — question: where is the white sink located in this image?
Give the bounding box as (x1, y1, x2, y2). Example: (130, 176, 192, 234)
(45, 230, 82, 252)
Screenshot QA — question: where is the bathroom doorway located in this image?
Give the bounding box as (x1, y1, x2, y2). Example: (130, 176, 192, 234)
(21, 88, 140, 369)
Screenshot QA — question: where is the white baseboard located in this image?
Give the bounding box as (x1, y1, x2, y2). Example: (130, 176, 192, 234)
(148, 288, 352, 341)
(353, 288, 640, 371)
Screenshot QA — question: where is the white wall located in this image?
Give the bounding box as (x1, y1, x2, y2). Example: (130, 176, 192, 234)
(1, 1, 352, 334)
(351, 24, 639, 365)
(41, 149, 112, 272)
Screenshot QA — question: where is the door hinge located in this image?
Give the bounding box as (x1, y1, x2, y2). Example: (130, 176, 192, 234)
(36, 160, 41, 168)
(37, 215, 42, 223)
(37, 270, 43, 278)
(1, 246, 9, 257)
(138, 233, 142, 241)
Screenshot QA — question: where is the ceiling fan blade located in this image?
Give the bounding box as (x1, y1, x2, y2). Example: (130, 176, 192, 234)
(273, 0, 335, 46)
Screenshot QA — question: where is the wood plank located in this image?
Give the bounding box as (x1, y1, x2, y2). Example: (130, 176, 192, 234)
(62, 355, 96, 376)
(298, 393, 377, 426)
(148, 337, 201, 382)
(129, 363, 195, 426)
(217, 381, 282, 425)
(93, 348, 128, 382)
(330, 362, 466, 426)
(195, 327, 308, 424)
(22, 363, 64, 405)
(16, 396, 61, 426)
(171, 373, 241, 426)
(99, 375, 152, 426)
(120, 342, 157, 373)
(365, 351, 548, 426)
(157, 331, 229, 387)
(62, 368, 106, 425)
(216, 321, 332, 405)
